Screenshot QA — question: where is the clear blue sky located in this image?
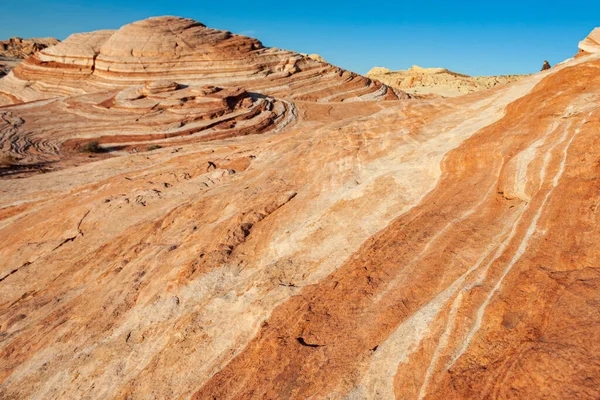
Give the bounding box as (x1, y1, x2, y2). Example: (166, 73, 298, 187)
(1, 0, 598, 76)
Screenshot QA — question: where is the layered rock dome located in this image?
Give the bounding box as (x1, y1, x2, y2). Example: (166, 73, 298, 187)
(0, 16, 406, 169)
(0, 16, 403, 106)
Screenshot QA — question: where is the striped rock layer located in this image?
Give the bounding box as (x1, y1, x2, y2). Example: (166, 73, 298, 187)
(1, 19, 600, 400)
(0, 17, 402, 106)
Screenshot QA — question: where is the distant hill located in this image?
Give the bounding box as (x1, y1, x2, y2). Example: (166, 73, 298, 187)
(366, 64, 529, 97)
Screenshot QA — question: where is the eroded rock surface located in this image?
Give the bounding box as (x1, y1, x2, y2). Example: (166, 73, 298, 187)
(1, 17, 600, 400)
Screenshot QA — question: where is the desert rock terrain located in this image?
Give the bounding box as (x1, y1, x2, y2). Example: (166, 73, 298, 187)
(1, 17, 600, 400)
(367, 65, 529, 97)
(0, 37, 59, 77)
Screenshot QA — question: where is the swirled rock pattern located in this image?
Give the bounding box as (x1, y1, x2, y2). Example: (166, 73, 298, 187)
(1, 17, 600, 400)
(1, 82, 295, 172)
(0, 17, 404, 174)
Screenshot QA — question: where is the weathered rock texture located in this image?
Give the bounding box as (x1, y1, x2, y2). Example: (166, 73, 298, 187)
(1, 17, 600, 400)
(0, 37, 59, 77)
(366, 65, 529, 97)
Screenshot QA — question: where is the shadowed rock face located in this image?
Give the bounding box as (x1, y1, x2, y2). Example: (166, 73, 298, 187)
(1, 17, 600, 400)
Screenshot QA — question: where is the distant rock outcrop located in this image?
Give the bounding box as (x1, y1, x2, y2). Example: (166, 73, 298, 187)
(541, 60, 551, 71)
(0, 37, 59, 58)
(0, 37, 59, 77)
(366, 64, 529, 97)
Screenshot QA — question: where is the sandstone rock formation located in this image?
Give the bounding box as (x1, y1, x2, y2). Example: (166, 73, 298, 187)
(1, 16, 600, 400)
(0, 17, 403, 106)
(366, 65, 529, 97)
(0, 37, 59, 77)
(578, 27, 600, 55)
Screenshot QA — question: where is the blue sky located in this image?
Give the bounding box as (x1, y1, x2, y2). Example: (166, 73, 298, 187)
(1, 1, 598, 76)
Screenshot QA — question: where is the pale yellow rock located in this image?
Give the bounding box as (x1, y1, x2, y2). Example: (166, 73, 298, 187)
(307, 53, 326, 63)
(367, 64, 529, 97)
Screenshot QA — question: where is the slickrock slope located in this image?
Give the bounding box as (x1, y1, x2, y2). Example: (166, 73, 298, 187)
(1, 18, 600, 400)
(0, 37, 59, 77)
(0, 17, 402, 106)
(367, 65, 529, 97)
